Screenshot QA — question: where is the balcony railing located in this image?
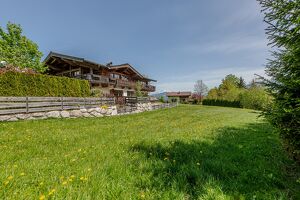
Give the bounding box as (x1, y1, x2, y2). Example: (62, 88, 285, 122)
(116, 79, 136, 88)
(76, 74, 109, 84)
(142, 85, 156, 92)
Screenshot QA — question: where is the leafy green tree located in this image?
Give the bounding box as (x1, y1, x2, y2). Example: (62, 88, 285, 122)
(135, 81, 143, 97)
(218, 74, 241, 100)
(207, 87, 219, 99)
(159, 96, 165, 103)
(237, 77, 247, 89)
(223, 74, 239, 86)
(258, 0, 300, 159)
(248, 79, 258, 89)
(240, 86, 272, 110)
(0, 22, 45, 72)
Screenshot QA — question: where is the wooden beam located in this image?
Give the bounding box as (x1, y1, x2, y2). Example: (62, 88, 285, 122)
(48, 65, 61, 71)
(56, 68, 81, 75)
(50, 58, 56, 64)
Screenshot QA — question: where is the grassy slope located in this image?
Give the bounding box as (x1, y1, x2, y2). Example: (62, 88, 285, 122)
(0, 105, 299, 199)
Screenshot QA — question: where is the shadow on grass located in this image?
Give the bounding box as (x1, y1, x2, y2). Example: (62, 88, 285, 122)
(131, 123, 299, 199)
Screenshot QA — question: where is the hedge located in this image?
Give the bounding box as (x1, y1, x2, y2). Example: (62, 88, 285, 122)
(202, 99, 241, 108)
(0, 72, 91, 97)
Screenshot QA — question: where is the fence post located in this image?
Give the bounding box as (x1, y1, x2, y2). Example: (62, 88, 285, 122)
(61, 96, 64, 110)
(26, 96, 29, 113)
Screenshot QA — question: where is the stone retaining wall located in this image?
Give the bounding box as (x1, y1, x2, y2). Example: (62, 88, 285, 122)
(0, 103, 167, 122)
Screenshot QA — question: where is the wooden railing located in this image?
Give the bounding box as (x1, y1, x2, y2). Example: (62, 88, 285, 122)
(116, 79, 136, 88)
(0, 97, 115, 115)
(77, 74, 109, 84)
(0, 96, 176, 116)
(152, 103, 177, 110)
(142, 85, 156, 92)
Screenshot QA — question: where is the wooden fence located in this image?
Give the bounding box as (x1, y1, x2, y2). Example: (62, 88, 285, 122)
(0, 96, 175, 116)
(0, 97, 115, 115)
(152, 103, 177, 110)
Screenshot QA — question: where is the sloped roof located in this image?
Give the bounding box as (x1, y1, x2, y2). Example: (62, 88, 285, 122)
(166, 92, 192, 97)
(109, 63, 156, 82)
(44, 51, 105, 69)
(44, 52, 156, 82)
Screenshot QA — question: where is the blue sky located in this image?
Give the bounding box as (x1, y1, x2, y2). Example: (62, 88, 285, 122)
(1, 0, 270, 92)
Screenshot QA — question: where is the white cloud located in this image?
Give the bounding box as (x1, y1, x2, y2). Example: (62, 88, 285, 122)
(154, 67, 266, 93)
(180, 35, 269, 55)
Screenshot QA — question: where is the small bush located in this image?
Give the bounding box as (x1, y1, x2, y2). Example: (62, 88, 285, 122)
(240, 87, 272, 110)
(203, 99, 241, 108)
(0, 71, 90, 97)
(91, 88, 103, 97)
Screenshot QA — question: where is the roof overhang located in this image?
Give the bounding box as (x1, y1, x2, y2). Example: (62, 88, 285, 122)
(44, 52, 106, 71)
(109, 63, 157, 82)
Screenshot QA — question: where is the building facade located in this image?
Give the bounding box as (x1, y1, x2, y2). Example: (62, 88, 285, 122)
(166, 92, 192, 103)
(44, 52, 156, 97)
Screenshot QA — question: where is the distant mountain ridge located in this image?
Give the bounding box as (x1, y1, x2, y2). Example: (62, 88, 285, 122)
(151, 92, 168, 101)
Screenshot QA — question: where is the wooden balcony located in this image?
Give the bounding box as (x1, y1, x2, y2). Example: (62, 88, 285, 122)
(142, 85, 156, 92)
(76, 74, 109, 84)
(116, 79, 136, 88)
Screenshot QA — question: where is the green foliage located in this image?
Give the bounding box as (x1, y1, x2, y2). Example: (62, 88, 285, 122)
(1, 106, 299, 199)
(237, 77, 247, 89)
(206, 74, 271, 110)
(202, 99, 241, 108)
(240, 86, 272, 110)
(135, 81, 143, 97)
(90, 88, 103, 97)
(258, 0, 300, 160)
(207, 87, 219, 99)
(217, 74, 242, 101)
(223, 74, 240, 86)
(159, 96, 165, 103)
(0, 71, 90, 97)
(0, 22, 46, 72)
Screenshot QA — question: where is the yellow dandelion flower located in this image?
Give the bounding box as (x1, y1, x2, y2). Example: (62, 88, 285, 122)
(62, 181, 67, 185)
(7, 176, 13, 180)
(48, 189, 56, 196)
(39, 194, 45, 200)
(70, 175, 75, 178)
(20, 172, 25, 176)
(68, 178, 73, 182)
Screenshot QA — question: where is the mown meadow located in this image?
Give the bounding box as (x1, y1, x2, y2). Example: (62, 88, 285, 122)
(0, 105, 299, 199)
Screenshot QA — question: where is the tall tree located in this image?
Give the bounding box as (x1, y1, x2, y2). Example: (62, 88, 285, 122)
(207, 87, 219, 99)
(237, 77, 247, 89)
(258, 0, 300, 159)
(0, 22, 46, 72)
(194, 80, 208, 101)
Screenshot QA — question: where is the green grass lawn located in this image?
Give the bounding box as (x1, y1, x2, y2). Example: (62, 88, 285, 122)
(0, 105, 299, 199)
